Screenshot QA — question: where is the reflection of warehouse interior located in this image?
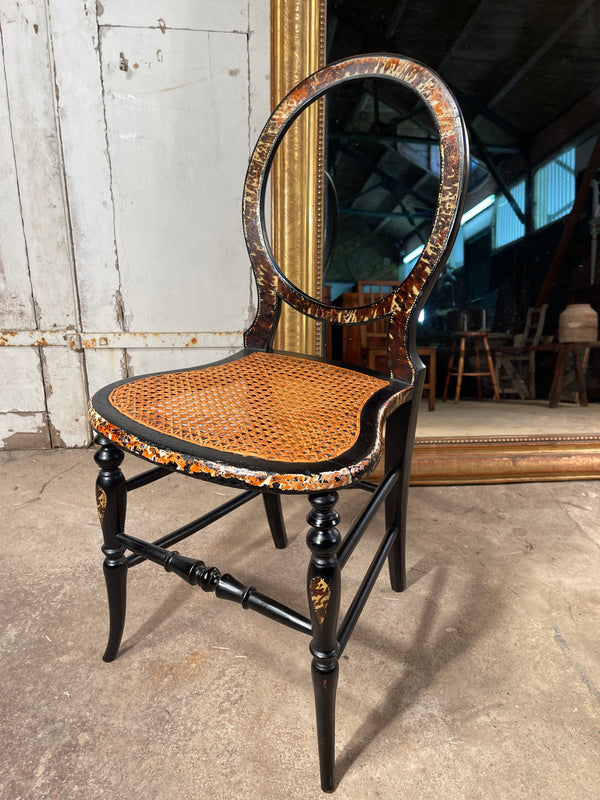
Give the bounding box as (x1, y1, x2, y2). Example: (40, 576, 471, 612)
(324, 0, 600, 407)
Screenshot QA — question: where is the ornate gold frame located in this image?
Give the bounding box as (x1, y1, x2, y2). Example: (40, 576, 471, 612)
(408, 434, 600, 485)
(270, 2, 600, 484)
(270, 0, 327, 355)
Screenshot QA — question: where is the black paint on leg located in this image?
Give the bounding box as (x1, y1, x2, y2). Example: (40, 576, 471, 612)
(384, 386, 421, 592)
(263, 492, 288, 549)
(94, 435, 128, 662)
(306, 491, 341, 792)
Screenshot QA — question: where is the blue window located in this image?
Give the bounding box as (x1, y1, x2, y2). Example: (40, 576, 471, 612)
(533, 147, 575, 229)
(494, 180, 526, 248)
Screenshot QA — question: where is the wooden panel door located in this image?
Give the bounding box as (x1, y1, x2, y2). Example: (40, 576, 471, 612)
(0, 0, 270, 448)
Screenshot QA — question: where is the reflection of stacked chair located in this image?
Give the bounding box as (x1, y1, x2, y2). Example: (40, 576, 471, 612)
(357, 280, 437, 410)
(356, 280, 405, 361)
(494, 305, 548, 399)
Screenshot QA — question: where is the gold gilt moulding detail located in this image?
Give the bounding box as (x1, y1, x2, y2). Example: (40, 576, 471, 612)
(270, 0, 327, 356)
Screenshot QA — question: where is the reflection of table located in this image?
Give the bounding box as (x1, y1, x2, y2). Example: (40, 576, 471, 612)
(535, 341, 600, 407)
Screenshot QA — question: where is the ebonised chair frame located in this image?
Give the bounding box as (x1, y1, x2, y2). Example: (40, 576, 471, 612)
(91, 54, 468, 793)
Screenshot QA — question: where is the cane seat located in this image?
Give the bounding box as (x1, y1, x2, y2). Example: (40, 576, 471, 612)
(90, 350, 405, 492)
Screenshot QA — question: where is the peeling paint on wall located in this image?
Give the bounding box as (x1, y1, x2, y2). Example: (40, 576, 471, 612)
(0, 416, 51, 450)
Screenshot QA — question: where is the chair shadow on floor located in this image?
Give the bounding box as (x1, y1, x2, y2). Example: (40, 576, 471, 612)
(335, 561, 505, 781)
(115, 498, 282, 657)
(105, 481, 498, 784)
(117, 579, 192, 657)
(195, 512, 504, 783)
(231, 538, 503, 781)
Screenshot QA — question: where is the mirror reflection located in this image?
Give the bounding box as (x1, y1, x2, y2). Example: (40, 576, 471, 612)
(323, 0, 600, 440)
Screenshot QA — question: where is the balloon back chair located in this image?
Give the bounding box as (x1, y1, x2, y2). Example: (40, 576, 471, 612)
(89, 54, 468, 792)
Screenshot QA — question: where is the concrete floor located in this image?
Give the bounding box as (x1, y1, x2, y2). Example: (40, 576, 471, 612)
(1, 448, 600, 799)
(416, 398, 600, 438)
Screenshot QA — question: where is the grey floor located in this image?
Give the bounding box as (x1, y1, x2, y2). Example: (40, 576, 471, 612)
(1, 448, 599, 799)
(416, 398, 600, 438)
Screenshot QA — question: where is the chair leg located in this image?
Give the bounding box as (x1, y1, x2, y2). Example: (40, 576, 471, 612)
(482, 336, 500, 402)
(442, 336, 456, 401)
(454, 335, 466, 403)
(474, 339, 483, 400)
(262, 493, 288, 549)
(384, 402, 416, 592)
(306, 491, 341, 793)
(428, 348, 437, 411)
(528, 352, 536, 399)
(94, 435, 128, 662)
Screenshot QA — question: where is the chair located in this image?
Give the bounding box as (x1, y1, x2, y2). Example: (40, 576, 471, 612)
(494, 305, 548, 399)
(442, 330, 500, 403)
(89, 54, 468, 792)
(357, 281, 437, 410)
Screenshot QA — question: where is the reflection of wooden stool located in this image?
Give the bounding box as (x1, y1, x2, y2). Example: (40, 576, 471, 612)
(368, 346, 437, 411)
(442, 331, 500, 403)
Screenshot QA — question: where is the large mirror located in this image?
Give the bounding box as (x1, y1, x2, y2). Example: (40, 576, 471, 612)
(273, 0, 600, 483)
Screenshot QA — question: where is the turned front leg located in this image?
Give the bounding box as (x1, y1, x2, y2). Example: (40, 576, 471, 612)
(306, 491, 341, 793)
(94, 435, 128, 662)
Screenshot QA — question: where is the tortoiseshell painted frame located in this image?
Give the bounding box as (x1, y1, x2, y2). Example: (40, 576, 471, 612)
(243, 54, 469, 383)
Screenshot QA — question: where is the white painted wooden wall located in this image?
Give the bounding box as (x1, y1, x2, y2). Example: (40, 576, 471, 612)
(0, 0, 270, 448)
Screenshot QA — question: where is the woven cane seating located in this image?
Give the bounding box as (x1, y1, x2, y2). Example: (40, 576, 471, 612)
(89, 54, 468, 792)
(90, 350, 394, 491)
